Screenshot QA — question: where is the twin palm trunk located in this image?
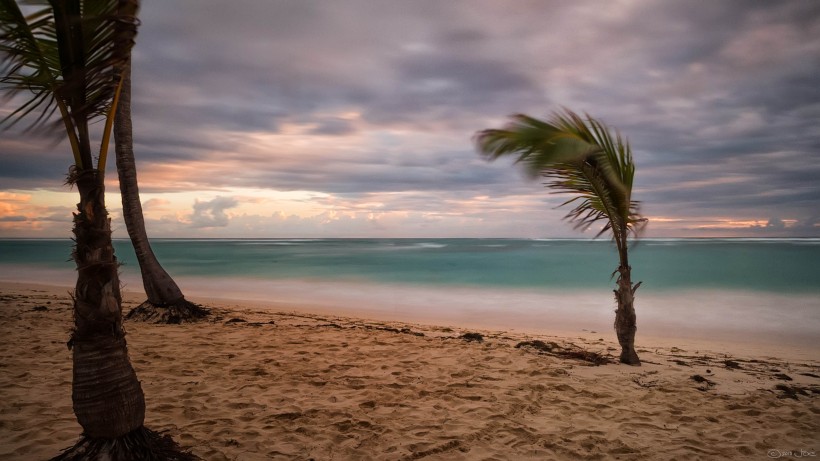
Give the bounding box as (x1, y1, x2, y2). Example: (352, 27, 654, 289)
(114, 66, 208, 323)
(114, 67, 183, 305)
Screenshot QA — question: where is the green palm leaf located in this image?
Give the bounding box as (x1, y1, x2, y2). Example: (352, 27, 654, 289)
(0, 0, 139, 170)
(475, 109, 645, 246)
(0, 3, 59, 123)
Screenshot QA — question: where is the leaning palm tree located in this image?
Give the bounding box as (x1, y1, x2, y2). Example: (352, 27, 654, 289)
(476, 109, 646, 365)
(0, 1, 196, 457)
(114, 47, 209, 324)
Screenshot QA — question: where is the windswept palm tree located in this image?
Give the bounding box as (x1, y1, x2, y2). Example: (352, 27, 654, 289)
(114, 51, 209, 324)
(0, 1, 197, 457)
(475, 109, 646, 365)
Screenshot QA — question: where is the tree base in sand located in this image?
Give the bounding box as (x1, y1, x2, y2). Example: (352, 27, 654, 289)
(51, 426, 199, 461)
(125, 299, 210, 324)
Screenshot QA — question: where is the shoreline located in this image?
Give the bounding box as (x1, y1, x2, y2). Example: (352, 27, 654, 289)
(2, 278, 818, 358)
(1, 281, 818, 459)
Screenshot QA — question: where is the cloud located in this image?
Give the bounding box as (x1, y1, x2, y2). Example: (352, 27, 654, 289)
(0, 191, 75, 236)
(142, 198, 171, 210)
(307, 117, 357, 136)
(189, 196, 239, 228)
(1, 1, 819, 237)
(766, 218, 786, 230)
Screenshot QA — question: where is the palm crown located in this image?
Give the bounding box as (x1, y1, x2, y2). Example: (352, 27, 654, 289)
(475, 110, 645, 250)
(0, 0, 138, 171)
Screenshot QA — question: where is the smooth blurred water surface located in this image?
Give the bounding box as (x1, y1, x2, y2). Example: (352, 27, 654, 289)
(1, 238, 818, 293)
(2, 238, 818, 346)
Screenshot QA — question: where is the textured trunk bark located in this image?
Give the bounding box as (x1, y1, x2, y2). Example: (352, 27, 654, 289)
(58, 172, 197, 461)
(114, 65, 184, 306)
(70, 170, 146, 437)
(614, 264, 641, 366)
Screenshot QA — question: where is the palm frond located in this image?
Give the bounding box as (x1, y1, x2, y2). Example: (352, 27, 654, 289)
(475, 113, 601, 178)
(0, 1, 60, 121)
(1, 0, 139, 170)
(475, 109, 644, 242)
(0, 0, 83, 162)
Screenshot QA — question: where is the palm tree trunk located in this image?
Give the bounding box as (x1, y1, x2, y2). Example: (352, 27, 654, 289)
(114, 65, 184, 304)
(614, 251, 641, 366)
(70, 169, 145, 437)
(56, 168, 199, 461)
(114, 64, 208, 323)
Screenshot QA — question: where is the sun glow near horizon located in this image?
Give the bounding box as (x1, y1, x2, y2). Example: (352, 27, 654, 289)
(1, 185, 816, 239)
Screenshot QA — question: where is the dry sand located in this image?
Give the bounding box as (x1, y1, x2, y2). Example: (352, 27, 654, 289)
(0, 281, 818, 460)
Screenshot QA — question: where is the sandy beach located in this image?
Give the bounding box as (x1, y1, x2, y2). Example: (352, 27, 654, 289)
(0, 281, 817, 460)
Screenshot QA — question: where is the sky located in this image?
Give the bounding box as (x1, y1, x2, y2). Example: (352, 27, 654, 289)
(1, 0, 819, 238)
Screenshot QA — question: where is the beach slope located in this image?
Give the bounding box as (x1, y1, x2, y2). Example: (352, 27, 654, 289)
(0, 282, 817, 460)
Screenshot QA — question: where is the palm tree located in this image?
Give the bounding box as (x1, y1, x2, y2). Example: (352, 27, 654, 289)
(1, 1, 197, 457)
(114, 56, 209, 324)
(475, 109, 646, 365)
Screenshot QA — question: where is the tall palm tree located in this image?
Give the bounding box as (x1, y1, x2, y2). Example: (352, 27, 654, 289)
(475, 109, 646, 365)
(114, 53, 209, 324)
(0, 1, 196, 457)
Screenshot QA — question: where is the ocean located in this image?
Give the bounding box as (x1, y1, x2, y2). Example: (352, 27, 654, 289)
(1, 238, 818, 346)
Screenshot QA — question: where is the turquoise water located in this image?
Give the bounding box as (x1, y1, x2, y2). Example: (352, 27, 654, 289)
(1, 238, 818, 345)
(0, 238, 818, 293)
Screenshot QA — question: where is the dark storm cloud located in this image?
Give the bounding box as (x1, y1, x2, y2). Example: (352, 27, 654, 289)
(0, 134, 71, 188)
(0, 154, 67, 186)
